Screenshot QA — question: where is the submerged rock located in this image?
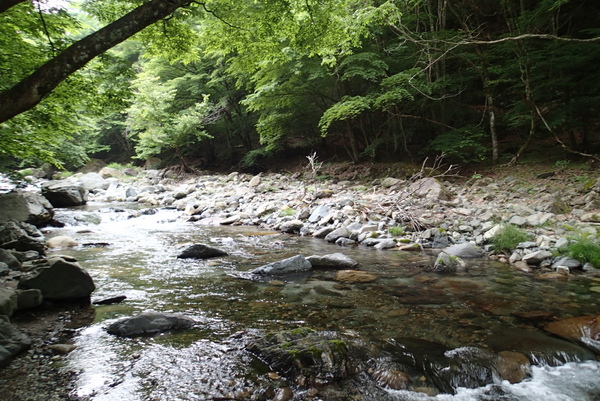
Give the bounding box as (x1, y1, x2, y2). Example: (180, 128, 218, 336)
(334, 270, 378, 283)
(246, 328, 359, 384)
(106, 311, 196, 337)
(251, 255, 311, 275)
(177, 244, 228, 259)
(543, 315, 600, 353)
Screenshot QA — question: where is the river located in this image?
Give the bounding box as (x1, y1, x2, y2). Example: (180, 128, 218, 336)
(44, 203, 600, 401)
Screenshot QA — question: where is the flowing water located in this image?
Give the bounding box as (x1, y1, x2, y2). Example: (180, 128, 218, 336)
(44, 204, 600, 401)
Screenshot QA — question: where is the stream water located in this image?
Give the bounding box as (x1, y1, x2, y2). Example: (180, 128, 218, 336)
(44, 204, 600, 401)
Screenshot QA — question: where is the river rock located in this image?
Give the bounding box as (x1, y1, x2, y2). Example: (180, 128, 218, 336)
(106, 312, 196, 337)
(0, 249, 21, 270)
(0, 288, 17, 316)
(306, 253, 359, 269)
(381, 177, 402, 188)
(41, 180, 88, 207)
(246, 328, 359, 384)
(18, 256, 95, 300)
(443, 243, 484, 258)
(251, 255, 311, 275)
(0, 191, 54, 226)
(371, 369, 410, 390)
(0, 320, 31, 368)
(0, 221, 46, 254)
(99, 167, 125, 179)
(522, 250, 553, 265)
(47, 235, 78, 248)
(248, 174, 262, 187)
(374, 239, 396, 249)
(496, 351, 531, 384)
(580, 212, 600, 223)
(325, 226, 350, 243)
(431, 252, 466, 273)
(177, 244, 228, 259)
(408, 178, 452, 201)
(334, 270, 378, 283)
(552, 257, 581, 271)
(543, 315, 600, 353)
(486, 327, 596, 366)
(308, 205, 331, 223)
(280, 219, 304, 234)
(77, 172, 109, 192)
(16, 289, 43, 310)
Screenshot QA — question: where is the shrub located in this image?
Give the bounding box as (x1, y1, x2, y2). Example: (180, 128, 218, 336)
(565, 237, 600, 267)
(490, 224, 530, 252)
(388, 226, 406, 236)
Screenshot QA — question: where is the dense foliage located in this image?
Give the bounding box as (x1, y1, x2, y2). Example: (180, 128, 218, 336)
(1, 0, 598, 171)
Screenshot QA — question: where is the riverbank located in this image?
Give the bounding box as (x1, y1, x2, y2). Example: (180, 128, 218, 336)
(0, 160, 599, 399)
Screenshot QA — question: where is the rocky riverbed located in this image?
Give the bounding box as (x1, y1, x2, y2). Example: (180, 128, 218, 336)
(0, 161, 599, 399)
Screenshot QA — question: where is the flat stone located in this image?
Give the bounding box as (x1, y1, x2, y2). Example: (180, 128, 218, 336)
(522, 250, 553, 265)
(544, 315, 600, 353)
(334, 270, 378, 283)
(106, 312, 196, 337)
(251, 255, 312, 275)
(306, 253, 359, 269)
(399, 243, 423, 252)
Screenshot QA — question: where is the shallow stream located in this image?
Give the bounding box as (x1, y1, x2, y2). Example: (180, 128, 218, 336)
(45, 204, 600, 401)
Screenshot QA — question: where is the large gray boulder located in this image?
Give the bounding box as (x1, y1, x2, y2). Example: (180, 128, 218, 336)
(251, 255, 312, 275)
(41, 180, 88, 207)
(106, 312, 196, 337)
(408, 178, 452, 201)
(0, 191, 54, 226)
(0, 320, 31, 367)
(77, 172, 109, 192)
(0, 221, 46, 254)
(18, 256, 95, 300)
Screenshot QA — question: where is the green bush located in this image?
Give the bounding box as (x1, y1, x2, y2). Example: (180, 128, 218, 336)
(565, 237, 600, 267)
(388, 226, 406, 236)
(490, 224, 531, 252)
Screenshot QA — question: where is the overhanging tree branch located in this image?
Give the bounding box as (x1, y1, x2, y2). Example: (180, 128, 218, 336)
(0, 0, 194, 124)
(0, 0, 27, 14)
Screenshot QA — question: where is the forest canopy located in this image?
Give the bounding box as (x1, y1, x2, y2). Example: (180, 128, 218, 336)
(1, 0, 599, 171)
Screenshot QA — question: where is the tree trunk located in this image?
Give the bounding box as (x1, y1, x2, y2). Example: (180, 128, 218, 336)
(0, 0, 192, 124)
